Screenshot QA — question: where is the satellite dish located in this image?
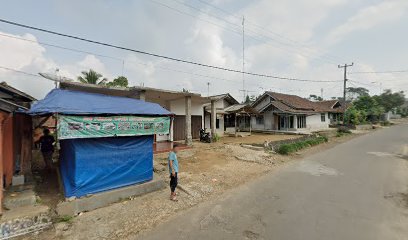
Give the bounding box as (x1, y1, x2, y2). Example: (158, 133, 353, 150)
(39, 72, 73, 88)
(39, 73, 73, 82)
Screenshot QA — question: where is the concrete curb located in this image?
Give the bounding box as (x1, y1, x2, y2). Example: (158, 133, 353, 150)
(56, 179, 166, 216)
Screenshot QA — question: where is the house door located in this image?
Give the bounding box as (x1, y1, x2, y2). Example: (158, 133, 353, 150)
(173, 115, 202, 141)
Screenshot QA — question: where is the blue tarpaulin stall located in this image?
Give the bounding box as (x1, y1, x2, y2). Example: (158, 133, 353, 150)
(28, 89, 172, 197)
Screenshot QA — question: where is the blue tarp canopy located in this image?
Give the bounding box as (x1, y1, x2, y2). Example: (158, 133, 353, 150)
(28, 88, 172, 116)
(60, 135, 154, 197)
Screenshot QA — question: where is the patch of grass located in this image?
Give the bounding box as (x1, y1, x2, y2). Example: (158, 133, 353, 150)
(212, 133, 220, 142)
(381, 121, 392, 126)
(276, 136, 328, 155)
(56, 215, 73, 223)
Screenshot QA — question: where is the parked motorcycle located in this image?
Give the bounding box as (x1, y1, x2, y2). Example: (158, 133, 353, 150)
(199, 129, 212, 143)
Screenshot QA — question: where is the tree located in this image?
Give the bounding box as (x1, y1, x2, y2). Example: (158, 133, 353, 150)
(244, 95, 251, 103)
(77, 69, 107, 85)
(353, 95, 384, 122)
(244, 95, 256, 103)
(374, 89, 405, 112)
(309, 94, 323, 101)
(346, 87, 369, 101)
(344, 105, 366, 125)
(106, 76, 128, 88)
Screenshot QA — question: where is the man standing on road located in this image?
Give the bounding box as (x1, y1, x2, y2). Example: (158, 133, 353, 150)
(168, 144, 179, 202)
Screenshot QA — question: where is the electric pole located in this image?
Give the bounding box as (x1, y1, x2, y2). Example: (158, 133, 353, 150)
(338, 62, 353, 124)
(241, 16, 246, 102)
(207, 82, 210, 97)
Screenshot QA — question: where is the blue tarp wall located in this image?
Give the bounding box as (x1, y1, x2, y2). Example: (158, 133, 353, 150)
(60, 135, 154, 198)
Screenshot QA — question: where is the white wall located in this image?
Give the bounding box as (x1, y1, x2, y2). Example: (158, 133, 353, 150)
(251, 116, 264, 130)
(306, 113, 329, 131)
(264, 112, 274, 130)
(204, 113, 224, 136)
(169, 98, 204, 116)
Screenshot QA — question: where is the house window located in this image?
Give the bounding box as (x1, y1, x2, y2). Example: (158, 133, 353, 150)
(216, 119, 220, 129)
(289, 116, 294, 128)
(256, 116, 264, 125)
(321, 113, 326, 122)
(297, 116, 306, 128)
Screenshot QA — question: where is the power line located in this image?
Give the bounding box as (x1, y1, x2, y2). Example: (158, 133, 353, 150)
(0, 32, 124, 62)
(0, 32, 340, 88)
(0, 18, 341, 83)
(0, 66, 42, 78)
(350, 70, 408, 74)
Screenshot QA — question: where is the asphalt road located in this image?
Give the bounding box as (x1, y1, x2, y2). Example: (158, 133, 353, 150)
(139, 125, 408, 240)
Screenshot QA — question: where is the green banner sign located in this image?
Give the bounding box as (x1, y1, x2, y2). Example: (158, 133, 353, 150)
(58, 115, 171, 140)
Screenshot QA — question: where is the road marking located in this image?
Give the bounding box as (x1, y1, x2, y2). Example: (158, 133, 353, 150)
(367, 152, 395, 157)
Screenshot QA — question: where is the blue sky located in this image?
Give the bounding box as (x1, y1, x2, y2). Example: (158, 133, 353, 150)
(0, 0, 407, 100)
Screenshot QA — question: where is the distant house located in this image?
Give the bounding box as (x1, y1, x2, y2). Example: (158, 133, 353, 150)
(251, 92, 344, 133)
(314, 100, 346, 124)
(203, 94, 239, 136)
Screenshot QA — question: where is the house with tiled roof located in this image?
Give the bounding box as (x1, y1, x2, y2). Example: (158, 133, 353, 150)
(250, 92, 347, 132)
(203, 93, 240, 136)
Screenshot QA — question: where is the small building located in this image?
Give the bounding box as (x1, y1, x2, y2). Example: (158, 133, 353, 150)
(28, 88, 172, 198)
(223, 103, 258, 134)
(0, 82, 35, 214)
(251, 91, 336, 133)
(314, 100, 346, 124)
(203, 93, 239, 136)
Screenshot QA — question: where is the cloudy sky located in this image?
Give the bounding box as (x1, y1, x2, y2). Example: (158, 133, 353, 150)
(0, 0, 407, 101)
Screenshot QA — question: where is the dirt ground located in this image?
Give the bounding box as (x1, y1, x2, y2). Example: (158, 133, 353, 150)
(20, 132, 367, 240)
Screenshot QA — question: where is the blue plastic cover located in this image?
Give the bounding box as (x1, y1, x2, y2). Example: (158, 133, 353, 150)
(60, 135, 154, 197)
(28, 89, 172, 116)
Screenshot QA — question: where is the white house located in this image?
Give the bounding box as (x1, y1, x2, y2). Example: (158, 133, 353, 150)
(203, 94, 239, 136)
(251, 92, 342, 133)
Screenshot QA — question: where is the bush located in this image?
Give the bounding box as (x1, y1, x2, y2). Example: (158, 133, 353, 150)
(381, 121, 391, 126)
(212, 133, 220, 142)
(276, 136, 327, 155)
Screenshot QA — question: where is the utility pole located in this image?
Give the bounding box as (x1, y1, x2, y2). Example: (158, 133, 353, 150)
(320, 88, 324, 100)
(207, 82, 210, 97)
(241, 15, 246, 102)
(338, 62, 353, 124)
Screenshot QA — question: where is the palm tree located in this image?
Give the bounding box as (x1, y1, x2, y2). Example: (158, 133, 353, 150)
(77, 69, 108, 85)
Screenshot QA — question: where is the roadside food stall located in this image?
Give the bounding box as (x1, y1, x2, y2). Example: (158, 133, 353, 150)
(28, 89, 172, 198)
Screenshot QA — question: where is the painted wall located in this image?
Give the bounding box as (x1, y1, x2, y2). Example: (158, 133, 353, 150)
(169, 98, 204, 116)
(306, 113, 329, 131)
(204, 113, 224, 136)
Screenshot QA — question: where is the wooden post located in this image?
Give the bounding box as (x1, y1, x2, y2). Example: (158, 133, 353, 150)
(0, 113, 6, 215)
(234, 113, 237, 137)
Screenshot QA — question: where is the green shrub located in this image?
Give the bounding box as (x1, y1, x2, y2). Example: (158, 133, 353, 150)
(381, 121, 391, 126)
(337, 127, 352, 134)
(212, 133, 220, 142)
(276, 136, 327, 155)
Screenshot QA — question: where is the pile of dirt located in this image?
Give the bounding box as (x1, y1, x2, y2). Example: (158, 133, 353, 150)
(225, 145, 274, 164)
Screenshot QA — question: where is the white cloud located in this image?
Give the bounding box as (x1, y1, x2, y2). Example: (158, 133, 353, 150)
(327, 0, 408, 44)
